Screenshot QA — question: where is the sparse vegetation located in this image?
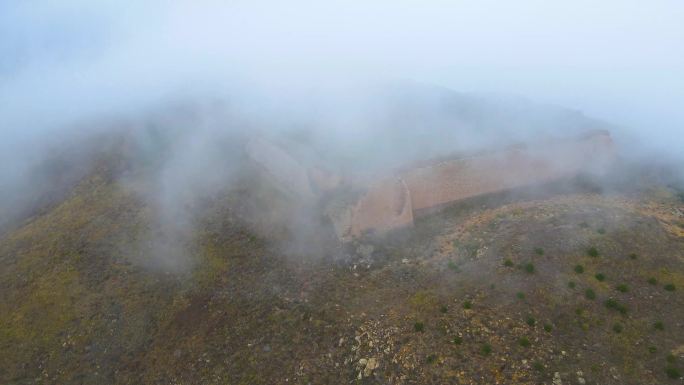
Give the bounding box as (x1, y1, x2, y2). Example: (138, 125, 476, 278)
(524, 262, 535, 273)
(453, 336, 462, 345)
(648, 277, 658, 285)
(665, 366, 681, 379)
(480, 344, 492, 356)
(629, 253, 638, 260)
(649, 346, 658, 354)
(587, 247, 599, 258)
(534, 247, 544, 256)
(579, 222, 589, 228)
(463, 300, 472, 309)
(526, 317, 536, 327)
(612, 323, 623, 333)
(518, 337, 531, 347)
(568, 281, 577, 288)
(533, 362, 544, 371)
(653, 321, 664, 331)
(574, 265, 584, 274)
(597, 228, 606, 234)
(585, 288, 596, 300)
(595, 273, 605, 281)
(543, 323, 553, 332)
(503, 258, 514, 267)
(414, 322, 425, 332)
(439, 305, 448, 313)
(516, 292, 525, 300)
(605, 298, 628, 314)
(616, 284, 629, 293)
(426, 354, 437, 364)
(447, 261, 461, 272)
(664, 283, 676, 291)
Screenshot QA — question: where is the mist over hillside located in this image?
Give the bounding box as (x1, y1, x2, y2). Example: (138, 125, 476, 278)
(1, 1, 683, 384)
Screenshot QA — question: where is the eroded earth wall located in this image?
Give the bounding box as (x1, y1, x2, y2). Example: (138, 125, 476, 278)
(347, 131, 614, 238)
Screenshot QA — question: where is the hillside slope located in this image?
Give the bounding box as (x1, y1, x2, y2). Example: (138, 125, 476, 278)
(1, 155, 682, 384)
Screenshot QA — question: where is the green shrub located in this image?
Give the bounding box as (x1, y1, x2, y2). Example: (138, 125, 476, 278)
(524, 263, 535, 274)
(533, 362, 544, 371)
(526, 317, 536, 327)
(481, 343, 492, 355)
(605, 298, 628, 314)
(516, 292, 525, 300)
(543, 323, 553, 332)
(534, 247, 544, 256)
(664, 283, 676, 291)
(595, 273, 605, 281)
(628, 253, 638, 260)
(648, 346, 657, 353)
(453, 336, 462, 345)
(503, 258, 514, 267)
(440, 305, 448, 313)
(665, 366, 681, 379)
(574, 265, 584, 274)
(518, 337, 531, 347)
(666, 354, 676, 364)
(597, 228, 606, 234)
(653, 321, 664, 331)
(585, 289, 596, 300)
(463, 301, 472, 309)
(612, 323, 623, 333)
(414, 322, 425, 332)
(426, 354, 437, 364)
(568, 281, 577, 288)
(448, 261, 461, 272)
(579, 222, 589, 228)
(587, 247, 599, 258)
(648, 277, 657, 285)
(616, 284, 629, 293)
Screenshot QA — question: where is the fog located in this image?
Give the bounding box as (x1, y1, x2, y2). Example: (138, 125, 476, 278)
(1, 0, 683, 267)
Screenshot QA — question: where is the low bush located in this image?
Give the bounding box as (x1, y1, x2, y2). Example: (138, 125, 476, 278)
(518, 337, 531, 347)
(585, 289, 596, 300)
(481, 343, 492, 355)
(524, 263, 535, 274)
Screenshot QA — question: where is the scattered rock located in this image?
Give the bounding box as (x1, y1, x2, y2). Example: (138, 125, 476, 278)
(553, 372, 562, 385)
(364, 357, 379, 377)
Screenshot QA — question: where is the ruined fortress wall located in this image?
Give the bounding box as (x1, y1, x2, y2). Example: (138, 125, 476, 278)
(348, 132, 613, 237)
(402, 132, 613, 211)
(349, 178, 413, 237)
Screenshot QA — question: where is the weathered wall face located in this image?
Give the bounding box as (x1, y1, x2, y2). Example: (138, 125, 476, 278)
(349, 178, 413, 238)
(402, 131, 613, 211)
(245, 131, 614, 240)
(346, 131, 614, 237)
